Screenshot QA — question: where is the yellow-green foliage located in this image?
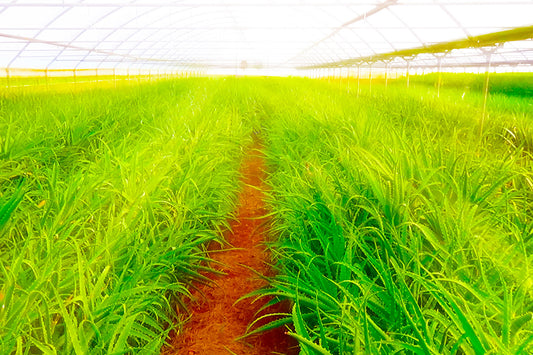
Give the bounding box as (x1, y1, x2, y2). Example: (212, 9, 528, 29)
(0, 78, 255, 353)
(252, 77, 533, 354)
(1, 75, 532, 354)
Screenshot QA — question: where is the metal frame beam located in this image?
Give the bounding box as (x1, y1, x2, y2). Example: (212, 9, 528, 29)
(300, 25, 533, 69)
(285, 0, 398, 65)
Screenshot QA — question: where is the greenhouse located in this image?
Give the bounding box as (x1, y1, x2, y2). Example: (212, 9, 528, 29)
(1, 0, 532, 354)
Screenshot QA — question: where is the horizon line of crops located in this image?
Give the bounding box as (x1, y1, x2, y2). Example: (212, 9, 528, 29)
(396, 72, 533, 98)
(244, 77, 533, 354)
(321, 72, 533, 100)
(0, 73, 193, 90)
(0, 77, 263, 353)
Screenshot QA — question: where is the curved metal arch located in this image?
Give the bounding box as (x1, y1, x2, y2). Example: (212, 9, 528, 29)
(332, 32, 364, 61)
(48, 5, 126, 69)
(8, 6, 72, 68)
(136, 22, 259, 69)
(100, 5, 215, 67)
(1, 2, 388, 70)
(96, 7, 239, 70)
(315, 23, 381, 66)
(127, 5, 334, 70)
(293, 21, 367, 67)
(305, 2, 432, 68)
(290, 4, 357, 66)
(3, 0, 533, 73)
(282, 13, 362, 67)
(285, 0, 398, 66)
(90, 8, 194, 69)
(436, 2, 471, 40)
(107, 11, 241, 70)
(385, 6, 425, 49)
(300, 46, 336, 68)
(312, 40, 347, 66)
(502, 41, 531, 62)
(74, 5, 226, 69)
(282, 4, 374, 67)
(359, 8, 405, 55)
(101, 8, 199, 70)
(122, 13, 241, 63)
(296, 30, 360, 68)
(296, 31, 342, 67)
(76, 6, 177, 70)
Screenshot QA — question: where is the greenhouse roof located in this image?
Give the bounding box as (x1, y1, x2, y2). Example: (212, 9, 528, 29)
(0, 0, 532, 72)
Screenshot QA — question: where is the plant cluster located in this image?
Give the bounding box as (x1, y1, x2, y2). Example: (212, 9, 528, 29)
(0, 78, 254, 353)
(252, 77, 533, 354)
(1, 75, 532, 354)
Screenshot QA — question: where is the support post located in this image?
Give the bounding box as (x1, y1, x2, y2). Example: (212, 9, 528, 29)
(346, 67, 351, 92)
(357, 65, 361, 98)
(480, 58, 491, 138)
(433, 52, 449, 98)
(406, 60, 411, 88)
(384, 62, 389, 89)
(369, 63, 373, 94)
(437, 58, 442, 98)
(403, 56, 416, 89)
(480, 47, 498, 138)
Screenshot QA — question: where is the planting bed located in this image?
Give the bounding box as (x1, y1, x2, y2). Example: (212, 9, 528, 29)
(163, 142, 297, 354)
(0, 75, 532, 354)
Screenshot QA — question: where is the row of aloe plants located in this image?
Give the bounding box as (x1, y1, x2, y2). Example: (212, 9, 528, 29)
(2, 75, 531, 353)
(0, 78, 261, 353)
(398, 72, 533, 98)
(248, 77, 533, 354)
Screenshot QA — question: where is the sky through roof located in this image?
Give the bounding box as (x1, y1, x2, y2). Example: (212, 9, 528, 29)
(0, 0, 532, 73)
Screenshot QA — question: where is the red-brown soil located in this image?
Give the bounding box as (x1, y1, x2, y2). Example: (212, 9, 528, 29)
(162, 144, 299, 355)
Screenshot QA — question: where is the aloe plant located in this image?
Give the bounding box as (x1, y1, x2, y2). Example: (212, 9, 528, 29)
(251, 76, 533, 354)
(0, 77, 255, 353)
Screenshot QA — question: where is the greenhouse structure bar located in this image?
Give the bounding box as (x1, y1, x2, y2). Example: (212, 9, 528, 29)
(303, 25, 533, 69)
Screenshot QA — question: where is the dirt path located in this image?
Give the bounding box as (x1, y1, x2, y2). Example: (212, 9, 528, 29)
(163, 144, 298, 355)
